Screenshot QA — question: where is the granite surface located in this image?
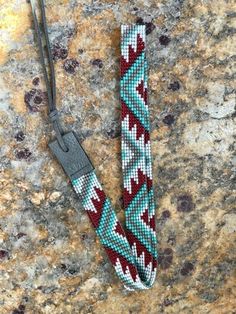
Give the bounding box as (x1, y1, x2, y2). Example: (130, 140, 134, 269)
(0, 0, 236, 313)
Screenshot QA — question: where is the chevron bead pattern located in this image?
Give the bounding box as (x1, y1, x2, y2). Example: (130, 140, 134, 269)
(72, 25, 157, 291)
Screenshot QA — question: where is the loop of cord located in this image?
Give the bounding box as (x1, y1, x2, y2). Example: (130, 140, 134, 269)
(30, 0, 68, 152)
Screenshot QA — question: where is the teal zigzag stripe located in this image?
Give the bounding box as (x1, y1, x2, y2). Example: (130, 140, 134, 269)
(125, 183, 156, 256)
(96, 198, 135, 265)
(120, 52, 149, 130)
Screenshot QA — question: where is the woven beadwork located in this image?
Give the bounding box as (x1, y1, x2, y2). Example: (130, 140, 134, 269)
(72, 25, 157, 291)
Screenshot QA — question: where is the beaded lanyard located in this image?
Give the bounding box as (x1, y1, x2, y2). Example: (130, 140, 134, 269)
(30, 0, 157, 291)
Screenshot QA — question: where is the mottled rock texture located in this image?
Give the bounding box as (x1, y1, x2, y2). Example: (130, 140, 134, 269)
(0, 0, 236, 313)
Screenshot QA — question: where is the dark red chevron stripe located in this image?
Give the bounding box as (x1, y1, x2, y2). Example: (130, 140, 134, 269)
(140, 208, 149, 226)
(123, 168, 154, 208)
(144, 87, 147, 104)
(125, 229, 155, 268)
(149, 214, 156, 232)
(140, 209, 156, 232)
(146, 175, 153, 192)
(136, 80, 147, 103)
(86, 186, 106, 229)
(144, 129, 150, 144)
(114, 220, 126, 237)
(123, 168, 146, 208)
(136, 80, 145, 99)
(153, 258, 157, 270)
(104, 246, 138, 281)
(121, 100, 149, 144)
(120, 33, 145, 77)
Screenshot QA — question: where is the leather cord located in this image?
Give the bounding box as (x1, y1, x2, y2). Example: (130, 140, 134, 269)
(30, 0, 68, 152)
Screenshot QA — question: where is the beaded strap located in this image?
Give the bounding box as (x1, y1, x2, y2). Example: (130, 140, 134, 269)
(72, 25, 157, 291)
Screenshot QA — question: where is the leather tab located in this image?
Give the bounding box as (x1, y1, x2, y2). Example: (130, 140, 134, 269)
(49, 132, 94, 180)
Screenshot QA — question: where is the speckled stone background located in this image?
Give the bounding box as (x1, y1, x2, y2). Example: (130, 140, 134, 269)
(0, 0, 236, 313)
